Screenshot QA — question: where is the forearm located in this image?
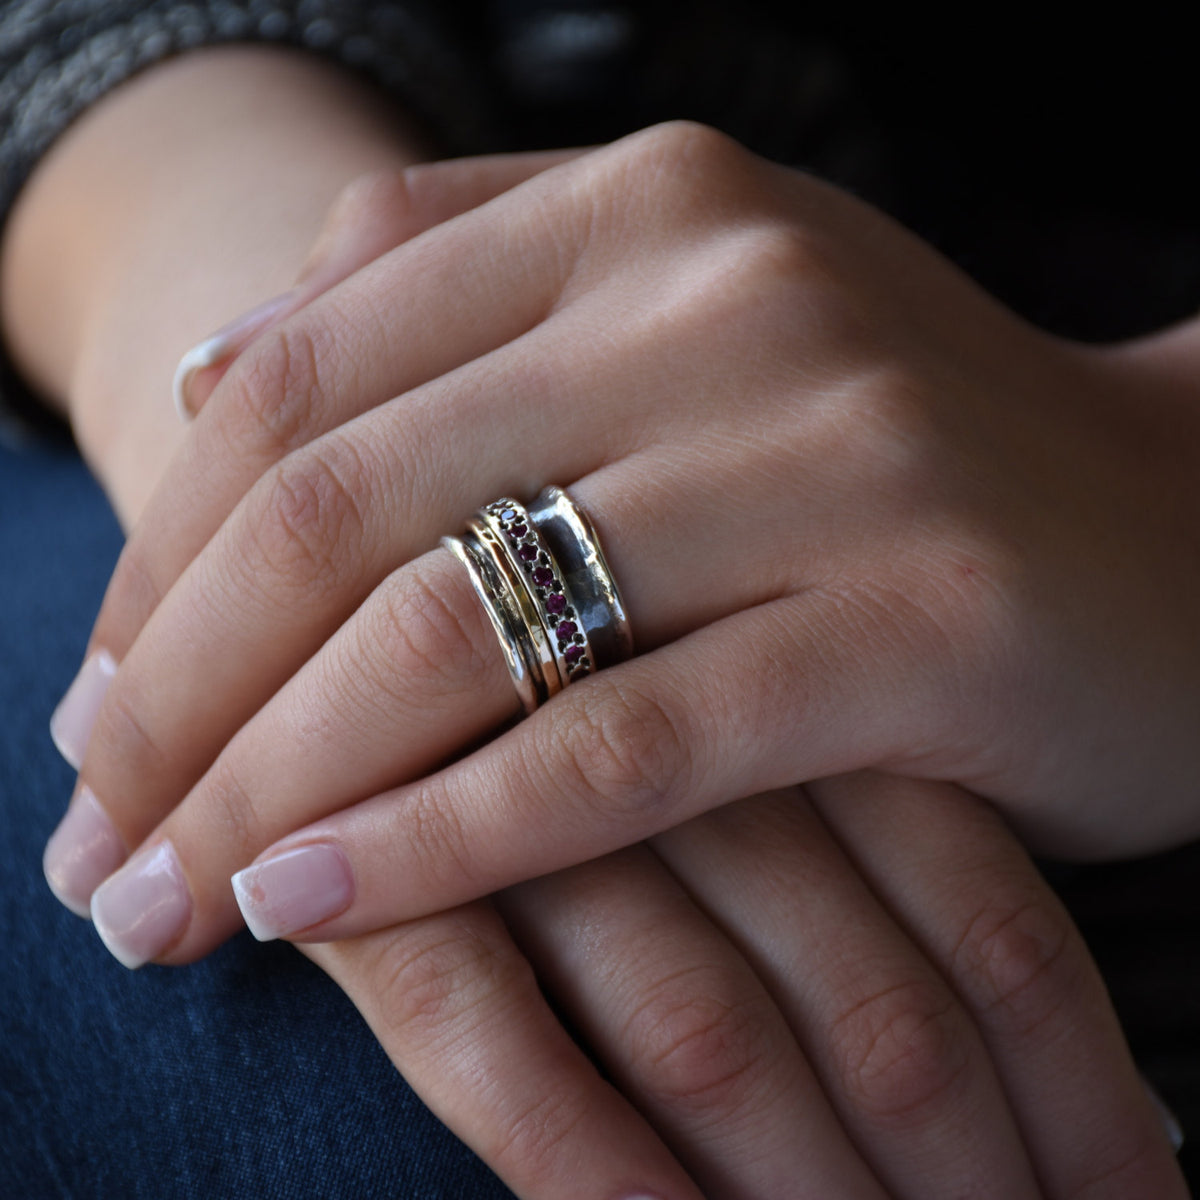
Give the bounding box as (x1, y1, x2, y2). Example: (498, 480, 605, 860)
(0, 45, 423, 525)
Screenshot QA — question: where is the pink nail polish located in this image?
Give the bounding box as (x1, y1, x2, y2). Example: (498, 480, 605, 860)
(50, 649, 117, 771)
(90, 841, 191, 969)
(172, 289, 300, 421)
(232, 843, 354, 941)
(43, 786, 128, 917)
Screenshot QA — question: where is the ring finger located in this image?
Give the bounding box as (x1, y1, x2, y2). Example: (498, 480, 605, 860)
(81, 445, 824, 966)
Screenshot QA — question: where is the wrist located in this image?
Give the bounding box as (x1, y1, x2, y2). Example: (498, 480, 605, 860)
(0, 45, 423, 525)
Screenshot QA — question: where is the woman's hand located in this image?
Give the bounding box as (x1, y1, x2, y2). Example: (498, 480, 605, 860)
(10, 72, 1189, 1196)
(300, 774, 1188, 1197)
(50, 121, 1200, 967)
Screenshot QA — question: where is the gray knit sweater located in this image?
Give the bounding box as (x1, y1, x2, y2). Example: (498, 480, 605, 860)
(0, 0, 506, 429)
(0, 0, 496, 216)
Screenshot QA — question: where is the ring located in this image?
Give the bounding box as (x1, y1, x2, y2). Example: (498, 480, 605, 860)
(443, 486, 632, 714)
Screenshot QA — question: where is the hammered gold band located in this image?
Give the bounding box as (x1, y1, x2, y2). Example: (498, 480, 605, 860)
(442, 486, 632, 714)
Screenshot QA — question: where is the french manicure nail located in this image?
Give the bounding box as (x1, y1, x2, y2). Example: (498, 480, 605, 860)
(172, 289, 300, 421)
(1144, 1077, 1185, 1152)
(43, 786, 128, 918)
(91, 840, 191, 969)
(232, 843, 354, 941)
(50, 649, 117, 771)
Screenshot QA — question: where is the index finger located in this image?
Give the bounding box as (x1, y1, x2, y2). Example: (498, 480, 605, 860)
(80, 146, 591, 670)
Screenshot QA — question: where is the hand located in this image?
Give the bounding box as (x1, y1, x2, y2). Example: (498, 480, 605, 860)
(54, 122, 1200, 969)
(19, 92, 1189, 1197)
(301, 774, 1188, 1197)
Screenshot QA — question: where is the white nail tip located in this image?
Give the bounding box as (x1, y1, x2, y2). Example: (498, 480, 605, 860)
(172, 336, 228, 423)
(49, 718, 83, 774)
(49, 649, 117, 772)
(231, 868, 278, 943)
(89, 893, 149, 970)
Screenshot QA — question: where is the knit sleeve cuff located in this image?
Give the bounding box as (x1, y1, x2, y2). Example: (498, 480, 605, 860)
(0, 0, 497, 429)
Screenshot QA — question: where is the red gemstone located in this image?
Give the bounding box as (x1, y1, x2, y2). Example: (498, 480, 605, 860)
(556, 620, 577, 640)
(546, 593, 566, 614)
(565, 645, 584, 663)
(519, 543, 537, 561)
(533, 566, 554, 586)
(510, 523, 527, 538)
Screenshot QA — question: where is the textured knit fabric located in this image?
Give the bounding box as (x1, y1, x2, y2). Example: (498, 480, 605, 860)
(0, 0, 491, 210)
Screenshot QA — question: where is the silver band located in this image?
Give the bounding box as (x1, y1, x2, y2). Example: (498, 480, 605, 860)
(445, 486, 633, 714)
(527, 485, 633, 671)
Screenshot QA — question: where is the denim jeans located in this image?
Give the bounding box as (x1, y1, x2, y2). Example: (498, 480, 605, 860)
(0, 435, 515, 1199)
(4, 435, 1200, 1196)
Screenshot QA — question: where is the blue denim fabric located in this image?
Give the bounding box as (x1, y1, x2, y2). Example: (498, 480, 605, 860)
(0, 437, 514, 1199)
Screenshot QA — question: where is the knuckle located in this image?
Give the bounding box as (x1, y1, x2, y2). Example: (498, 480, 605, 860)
(587, 122, 760, 243)
(246, 441, 370, 596)
(727, 219, 832, 294)
(366, 916, 532, 1041)
(630, 120, 750, 181)
(625, 971, 773, 1119)
(88, 676, 170, 785)
(830, 978, 972, 1128)
(835, 362, 942, 493)
(197, 756, 265, 860)
(328, 167, 414, 236)
(486, 1088, 594, 1185)
(953, 891, 1089, 1040)
(1068, 1132, 1174, 1200)
(219, 322, 334, 459)
(361, 560, 491, 707)
(403, 783, 481, 894)
(549, 682, 691, 827)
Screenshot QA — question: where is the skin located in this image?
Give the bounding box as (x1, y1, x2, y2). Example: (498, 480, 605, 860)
(3, 45, 1195, 1198)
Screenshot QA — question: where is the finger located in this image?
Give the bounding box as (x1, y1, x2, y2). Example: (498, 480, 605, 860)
(227, 586, 931, 940)
(808, 773, 1189, 1199)
(303, 903, 705, 1200)
(68, 126, 898, 922)
(86, 544, 513, 965)
(647, 788, 1043, 1199)
(48, 146, 613, 908)
(179, 150, 588, 418)
(87, 144, 598, 669)
(499, 843, 892, 1200)
(76, 150, 888, 933)
(86, 425, 839, 963)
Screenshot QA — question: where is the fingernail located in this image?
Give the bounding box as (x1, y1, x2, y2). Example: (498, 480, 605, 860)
(1144, 1077, 1185, 1152)
(91, 840, 191, 969)
(50, 649, 117, 771)
(232, 843, 354, 941)
(172, 289, 300, 421)
(43, 786, 128, 918)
